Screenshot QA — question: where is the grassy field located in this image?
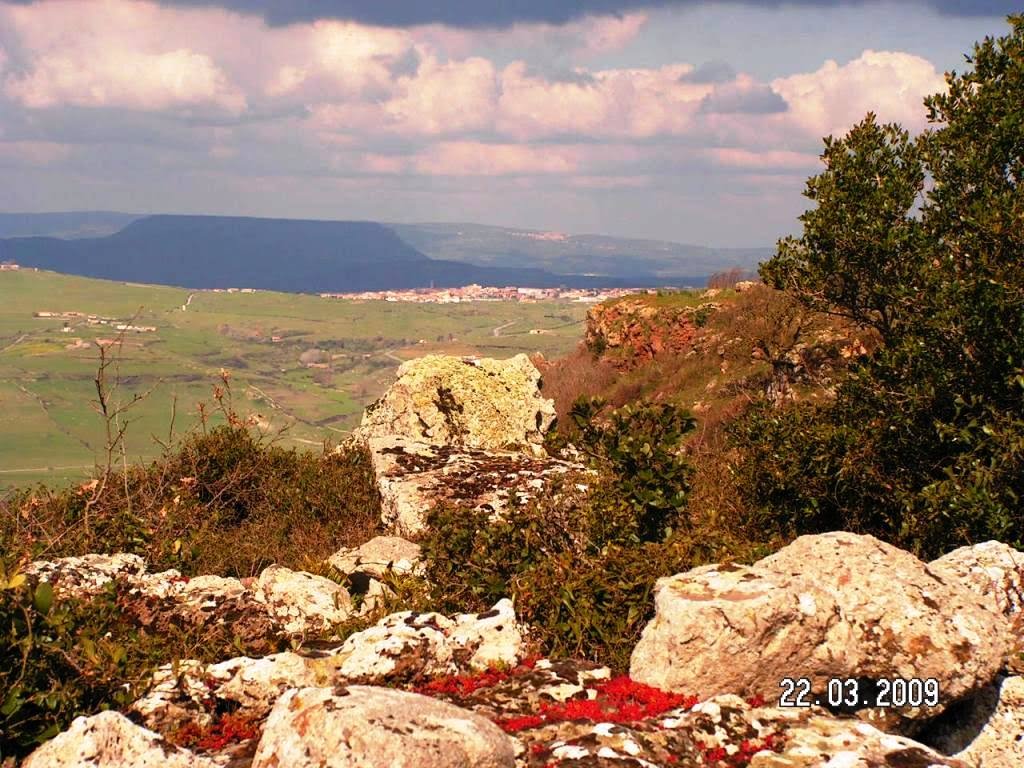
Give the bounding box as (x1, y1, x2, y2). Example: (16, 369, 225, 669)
(0, 270, 588, 489)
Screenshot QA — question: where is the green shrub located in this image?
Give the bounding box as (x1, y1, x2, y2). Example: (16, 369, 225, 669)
(568, 397, 695, 542)
(736, 18, 1024, 559)
(421, 398, 754, 668)
(0, 425, 382, 578)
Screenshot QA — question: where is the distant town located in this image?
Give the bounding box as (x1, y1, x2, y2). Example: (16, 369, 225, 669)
(319, 284, 662, 304)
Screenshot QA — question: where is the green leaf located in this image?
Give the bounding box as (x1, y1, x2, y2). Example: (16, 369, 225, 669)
(33, 582, 54, 616)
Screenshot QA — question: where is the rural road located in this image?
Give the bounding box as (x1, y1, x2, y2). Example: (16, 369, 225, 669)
(492, 320, 517, 337)
(0, 334, 27, 353)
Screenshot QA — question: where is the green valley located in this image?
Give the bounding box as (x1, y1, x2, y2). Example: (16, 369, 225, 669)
(0, 269, 588, 488)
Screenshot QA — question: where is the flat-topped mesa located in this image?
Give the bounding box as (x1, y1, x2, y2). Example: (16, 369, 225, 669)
(354, 353, 557, 457)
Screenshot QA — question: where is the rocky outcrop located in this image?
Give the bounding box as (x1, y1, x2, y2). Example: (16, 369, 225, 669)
(251, 686, 516, 768)
(585, 296, 706, 370)
(23, 554, 355, 645)
(20, 711, 219, 768)
(368, 436, 587, 535)
(253, 565, 352, 636)
(356, 354, 556, 456)
(630, 532, 1011, 733)
(23, 552, 147, 596)
(925, 675, 1024, 768)
(327, 598, 526, 683)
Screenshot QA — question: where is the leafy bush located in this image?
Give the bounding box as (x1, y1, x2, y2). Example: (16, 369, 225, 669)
(735, 17, 1024, 558)
(421, 398, 754, 668)
(0, 424, 382, 578)
(568, 397, 695, 542)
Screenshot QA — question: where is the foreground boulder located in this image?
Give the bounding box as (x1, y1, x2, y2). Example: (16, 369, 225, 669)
(925, 675, 1024, 768)
(367, 436, 587, 534)
(355, 353, 556, 456)
(930, 540, 1024, 623)
(630, 532, 1010, 732)
(21, 711, 217, 768)
(251, 686, 516, 768)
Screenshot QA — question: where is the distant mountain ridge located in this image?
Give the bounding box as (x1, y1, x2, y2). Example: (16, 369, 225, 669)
(0, 213, 768, 292)
(390, 222, 770, 280)
(0, 215, 632, 292)
(0, 212, 141, 240)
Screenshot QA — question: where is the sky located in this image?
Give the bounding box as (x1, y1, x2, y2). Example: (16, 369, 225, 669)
(0, 1, 1015, 247)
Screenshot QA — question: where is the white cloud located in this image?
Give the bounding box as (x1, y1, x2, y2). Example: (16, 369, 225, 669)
(772, 50, 945, 138)
(1, 0, 246, 113)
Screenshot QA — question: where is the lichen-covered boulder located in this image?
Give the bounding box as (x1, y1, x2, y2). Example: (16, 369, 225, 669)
(21, 711, 217, 768)
(356, 354, 556, 455)
(924, 675, 1024, 768)
(629, 564, 837, 708)
(250, 686, 516, 768)
(253, 564, 352, 637)
(131, 652, 324, 734)
(630, 533, 1010, 733)
(23, 553, 147, 596)
(757, 533, 1010, 729)
(328, 535, 423, 580)
(325, 599, 525, 683)
(930, 541, 1024, 619)
(366, 436, 586, 535)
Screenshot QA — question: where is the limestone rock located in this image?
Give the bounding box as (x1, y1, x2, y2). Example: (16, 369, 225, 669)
(630, 532, 1010, 733)
(131, 652, 324, 734)
(254, 565, 352, 637)
(23, 553, 147, 596)
(747, 711, 969, 768)
(327, 535, 423, 614)
(356, 353, 555, 455)
(21, 710, 218, 768)
(250, 686, 516, 768)
(924, 675, 1024, 768)
(930, 541, 1024, 619)
(326, 599, 525, 683)
(327, 535, 423, 580)
(757, 532, 1010, 729)
(367, 436, 586, 535)
(629, 563, 837, 708)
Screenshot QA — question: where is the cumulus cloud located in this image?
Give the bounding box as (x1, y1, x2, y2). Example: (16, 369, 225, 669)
(497, 61, 708, 139)
(699, 75, 787, 114)
(412, 142, 584, 176)
(772, 50, 945, 137)
(1, 1, 246, 113)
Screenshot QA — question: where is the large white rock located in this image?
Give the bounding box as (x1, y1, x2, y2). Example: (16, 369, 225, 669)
(21, 711, 218, 768)
(631, 533, 1011, 732)
(629, 563, 837, 701)
(327, 599, 525, 683)
(251, 686, 516, 768)
(356, 353, 556, 456)
(254, 564, 352, 636)
(367, 436, 585, 535)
